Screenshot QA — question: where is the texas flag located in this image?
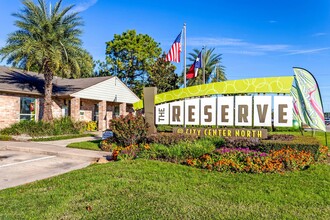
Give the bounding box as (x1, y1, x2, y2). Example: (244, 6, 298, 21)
(186, 51, 202, 79)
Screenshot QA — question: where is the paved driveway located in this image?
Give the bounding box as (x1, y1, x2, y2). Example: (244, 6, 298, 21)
(0, 137, 109, 190)
(0, 150, 90, 190)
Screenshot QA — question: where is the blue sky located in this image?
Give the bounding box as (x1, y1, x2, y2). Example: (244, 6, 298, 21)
(1, 0, 330, 111)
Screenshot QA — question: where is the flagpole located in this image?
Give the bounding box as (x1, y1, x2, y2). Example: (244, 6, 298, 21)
(183, 23, 187, 88)
(202, 46, 205, 84)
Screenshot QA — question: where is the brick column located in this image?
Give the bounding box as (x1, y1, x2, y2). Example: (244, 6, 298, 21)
(144, 87, 157, 134)
(119, 102, 127, 116)
(98, 100, 107, 131)
(70, 97, 80, 121)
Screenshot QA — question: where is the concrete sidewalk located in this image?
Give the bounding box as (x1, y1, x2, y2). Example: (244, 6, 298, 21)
(0, 139, 110, 161)
(35, 136, 102, 147)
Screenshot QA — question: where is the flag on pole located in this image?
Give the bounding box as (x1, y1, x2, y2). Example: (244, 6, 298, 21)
(290, 85, 307, 125)
(293, 67, 326, 131)
(186, 51, 202, 79)
(165, 31, 182, 63)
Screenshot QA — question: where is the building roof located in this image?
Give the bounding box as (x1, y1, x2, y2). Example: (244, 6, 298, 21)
(0, 66, 113, 96)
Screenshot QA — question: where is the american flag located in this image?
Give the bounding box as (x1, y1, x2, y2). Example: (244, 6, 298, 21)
(165, 31, 182, 63)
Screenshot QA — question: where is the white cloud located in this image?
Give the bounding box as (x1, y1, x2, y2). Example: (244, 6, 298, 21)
(253, 44, 289, 51)
(187, 37, 290, 56)
(285, 47, 330, 55)
(268, 20, 277, 24)
(312, 32, 327, 37)
(188, 37, 248, 47)
(73, 0, 98, 12)
(177, 36, 327, 57)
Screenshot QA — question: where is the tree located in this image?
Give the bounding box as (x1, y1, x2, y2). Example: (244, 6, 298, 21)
(0, 0, 93, 122)
(185, 48, 226, 87)
(105, 30, 162, 97)
(147, 53, 179, 93)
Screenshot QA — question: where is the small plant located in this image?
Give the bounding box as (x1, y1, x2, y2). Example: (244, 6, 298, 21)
(86, 121, 98, 131)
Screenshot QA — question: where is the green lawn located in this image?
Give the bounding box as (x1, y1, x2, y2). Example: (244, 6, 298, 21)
(0, 160, 329, 219)
(67, 140, 102, 151)
(31, 133, 96, 142)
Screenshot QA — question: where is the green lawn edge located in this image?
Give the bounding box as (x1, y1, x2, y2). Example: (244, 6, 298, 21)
(0, 160, 329, 219)
(67, 140, 102, 151)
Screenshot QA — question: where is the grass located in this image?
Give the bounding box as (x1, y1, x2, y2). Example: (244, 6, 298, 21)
(0, 135, 13, 141)
(0, 160, 329, 219)
(67, 140, 102, 151)
(31, 133, 96, 142)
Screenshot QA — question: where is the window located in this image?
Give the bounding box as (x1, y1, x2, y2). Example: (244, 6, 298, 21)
(114, 106, 120, 117)
(93, 104, 99, 121)
(20, 97, 36, 121)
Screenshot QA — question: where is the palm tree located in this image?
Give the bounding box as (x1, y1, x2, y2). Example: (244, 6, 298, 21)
(0, 0, 93, 122)
(186, 48, 226, 87)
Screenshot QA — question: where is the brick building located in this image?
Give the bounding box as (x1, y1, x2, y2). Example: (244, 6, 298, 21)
(0, 66, 140, 131)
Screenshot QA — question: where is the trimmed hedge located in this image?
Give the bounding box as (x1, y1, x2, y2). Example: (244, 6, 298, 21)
(260, 136, 321, 158)
(220, 135, 321, 159)
(146, 132, 199, 146)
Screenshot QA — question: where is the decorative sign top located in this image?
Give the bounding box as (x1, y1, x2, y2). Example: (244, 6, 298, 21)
(155, 95, 293, 127)
(134, 76, 294, 110)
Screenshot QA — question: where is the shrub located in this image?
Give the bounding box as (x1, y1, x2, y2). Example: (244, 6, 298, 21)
(52, 117, 82, 135)
(203, 136, 226, 148)
(139, 138, 216, 163)
(223, 137, 261, 150)
(86, 121, 98, 131)
(146, 133, 199, 146)
(260, 136, 321, 158)
(267, 134, 295, 141)
(0, 117, 83, 137)
(109, 113, 149, 146)
(0, 120, 52, 136)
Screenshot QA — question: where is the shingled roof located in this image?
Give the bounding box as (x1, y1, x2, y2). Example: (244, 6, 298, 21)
(0, 66, 113, 96)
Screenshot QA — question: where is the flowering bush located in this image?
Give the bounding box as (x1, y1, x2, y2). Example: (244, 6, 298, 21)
(86, 121, 97, 131)
(110, 144, 142, 161)
(317, 145, 329, 162)
(99, 138, 118, 152)
(185, 147, 315, 173)
(109, 113, 149, 146)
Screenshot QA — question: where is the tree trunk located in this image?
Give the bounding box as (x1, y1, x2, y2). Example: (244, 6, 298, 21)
(42, 71, 54, 122)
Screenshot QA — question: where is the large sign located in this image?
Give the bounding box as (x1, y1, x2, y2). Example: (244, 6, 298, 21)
(155, 95, 293, 127)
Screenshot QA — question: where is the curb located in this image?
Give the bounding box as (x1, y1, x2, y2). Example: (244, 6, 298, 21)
(0, 144, 110, 162)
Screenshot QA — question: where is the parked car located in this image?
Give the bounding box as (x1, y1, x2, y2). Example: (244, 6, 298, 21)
(325, 118, 330, 125)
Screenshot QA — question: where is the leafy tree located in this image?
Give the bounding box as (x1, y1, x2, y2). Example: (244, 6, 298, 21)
(94, 60, 111, 76)
(147, 53, 179, 93)
(185, 48, 226, 86)
(105, 30, 162, 97)
(0, 0, 93, 122)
